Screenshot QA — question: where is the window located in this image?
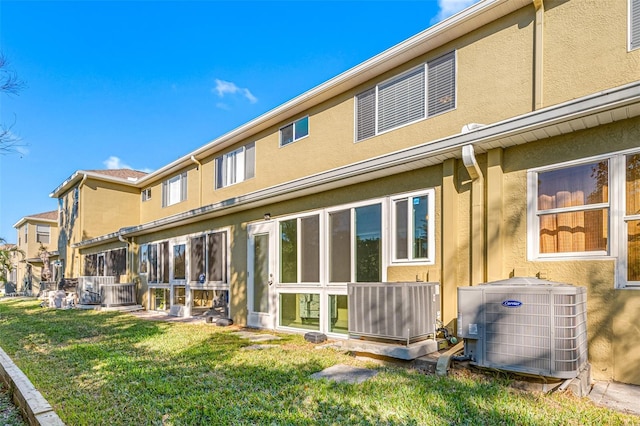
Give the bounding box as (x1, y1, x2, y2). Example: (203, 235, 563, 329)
(83, 248, 126, 283)
(625, 153, 640, 282)
(529, 150, 640, 287)
(280, 116, 309, 146)
(142, 188, 151, 202)
(631, 0, 640, 50)
(189, 231, 227, 283)
(147, 241, 169, 283)
(279, 215, 320, 283)
(139, 245, 148, 274)
(173, 244, 186, 280)
(391, 190, 435, 263)
(355, 51, 455, 141)
(534, 161, 609, 256)
(162, 173, 187, 207)
(23, 224, 28, 244)
(329, 203, 382, 283)
(215, 142, 255, 189)
(36, 225, 50, 244)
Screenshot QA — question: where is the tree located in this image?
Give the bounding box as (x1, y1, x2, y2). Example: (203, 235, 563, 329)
(0, 237, 25, 283)
(0, 53, 26, 155)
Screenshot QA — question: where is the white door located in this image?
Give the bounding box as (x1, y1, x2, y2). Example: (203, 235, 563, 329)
(247, 221, 276, 329)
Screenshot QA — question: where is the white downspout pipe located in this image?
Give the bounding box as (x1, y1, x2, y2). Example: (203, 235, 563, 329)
(190, 155, 203, 206)
(462, 145, 485, 286)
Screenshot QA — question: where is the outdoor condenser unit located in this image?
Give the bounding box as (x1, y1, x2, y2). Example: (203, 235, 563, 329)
(458, 277, 588, 379)
(348, 282, 440, 344)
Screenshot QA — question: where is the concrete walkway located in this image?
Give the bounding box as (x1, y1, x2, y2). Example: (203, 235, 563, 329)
(589, 381, 640, 417)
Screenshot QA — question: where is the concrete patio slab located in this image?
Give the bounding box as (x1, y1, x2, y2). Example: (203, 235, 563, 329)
(310, 364, 378, 384)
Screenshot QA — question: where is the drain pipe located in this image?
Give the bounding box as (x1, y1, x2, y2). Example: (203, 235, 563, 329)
(533, 0, 544, 110)
(462, 145, 485, 286)
(190, 155, 202, 206)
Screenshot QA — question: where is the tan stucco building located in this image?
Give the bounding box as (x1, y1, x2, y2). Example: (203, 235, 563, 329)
(40, 0, 640, 385)
(12, 210, 60, 292)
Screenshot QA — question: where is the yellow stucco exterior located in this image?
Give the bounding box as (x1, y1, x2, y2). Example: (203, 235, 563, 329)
(37, 0, 640, 385)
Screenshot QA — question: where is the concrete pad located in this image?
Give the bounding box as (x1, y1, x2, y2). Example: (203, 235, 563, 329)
(589, 381, 640, 416)
(232, 331, 282, 342)
(310, 364, 377, 384)
(345, 339, 438, 360)
(242, 344, 280, 351)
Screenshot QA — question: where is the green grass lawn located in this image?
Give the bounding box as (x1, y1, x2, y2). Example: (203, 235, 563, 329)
(0, 298, 638, 426)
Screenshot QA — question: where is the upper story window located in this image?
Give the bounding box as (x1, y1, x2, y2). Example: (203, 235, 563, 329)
(142, 188, 151, 202)
(36, 225, 50, 244)
(528, 150, 640, 288)
(215, 142, 255, 189)
(23, 224, 28, 244)
(631, 0, 640, 50)
(162, 172, 187, 207)
(355, 51, 456, 142)
(280, 116, 309, 147)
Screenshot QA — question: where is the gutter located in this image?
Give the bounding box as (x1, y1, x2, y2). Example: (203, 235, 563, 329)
(73, 80, 640, 247)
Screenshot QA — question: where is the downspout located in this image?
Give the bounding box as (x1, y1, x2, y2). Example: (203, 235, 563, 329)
(462, 145, 485, 286)
(533, 0, 544, 110)
(190, 155, 202, 207)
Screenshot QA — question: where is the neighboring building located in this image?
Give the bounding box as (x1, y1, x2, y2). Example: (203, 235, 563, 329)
(43, 0, 640, 385)
(12, 210, 60, 292)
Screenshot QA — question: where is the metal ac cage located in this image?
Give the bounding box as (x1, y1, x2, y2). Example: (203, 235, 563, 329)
(458, 277, 588, 379)
(348, 282, 440, 344)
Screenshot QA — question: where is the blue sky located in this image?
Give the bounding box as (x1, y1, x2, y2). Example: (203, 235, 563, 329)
(0, 0, 477, 243)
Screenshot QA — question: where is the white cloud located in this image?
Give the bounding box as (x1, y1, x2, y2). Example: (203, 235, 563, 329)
(213, 79, 258, 105)
(431, 0, 479, 24)
(103, 156, 152, 173)
(104, 156, 132, 169)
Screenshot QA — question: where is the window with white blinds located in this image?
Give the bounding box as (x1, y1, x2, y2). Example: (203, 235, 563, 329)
(355, 51, 455, 141)
(632, 0, 640, 50)
(378, 67, 425, 132)
(162, 172, 187, 207)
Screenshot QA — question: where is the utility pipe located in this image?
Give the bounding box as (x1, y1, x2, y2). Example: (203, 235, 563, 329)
(533, 0, 544, 110)
(190, 155, 203, 206)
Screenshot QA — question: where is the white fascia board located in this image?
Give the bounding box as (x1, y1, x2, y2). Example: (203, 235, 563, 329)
(136, 0, 529, 187)
(13, 216, 58, 229)
(49, 171, 139, 198)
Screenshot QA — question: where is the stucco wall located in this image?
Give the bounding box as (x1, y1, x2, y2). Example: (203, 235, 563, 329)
(498, 117, 640, 383)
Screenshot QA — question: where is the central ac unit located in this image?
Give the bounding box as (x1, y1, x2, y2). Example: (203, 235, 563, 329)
(458, 277, 588, 379)
(348, 282, 440, 344)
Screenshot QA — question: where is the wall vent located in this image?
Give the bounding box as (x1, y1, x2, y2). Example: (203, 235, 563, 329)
(458, 277, 588, 379)
(348, 282, 440, 344)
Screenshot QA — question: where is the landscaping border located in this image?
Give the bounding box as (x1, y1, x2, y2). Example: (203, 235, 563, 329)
(0, 346, 64, 425)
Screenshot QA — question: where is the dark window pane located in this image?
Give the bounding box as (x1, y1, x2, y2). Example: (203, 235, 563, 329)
(395, 200, 408, 259)
(280, 219, 298, 283)
(413, 195, 429, 259)
(190, 236, 205, 281)
(207, 232, 226, 282)
(281, 124, 294, 146)
(355, 204, 381, 282)
(301, 215, 320, 282)
(330, 210, 351, 282)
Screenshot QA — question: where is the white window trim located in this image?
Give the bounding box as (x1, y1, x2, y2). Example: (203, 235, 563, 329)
(142, 188, 151, 202)
(630, 0, 640, 51)
(527, 149, 640, 288)
(354, 51, 457, 143)
(276, 211, 324, 287)
(279, 116, 309, 147)
(389, 189, 436, 265)
(162, 172, 187, 207)
(527, 155, 613, 261)
(215, 143, 255, 189)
